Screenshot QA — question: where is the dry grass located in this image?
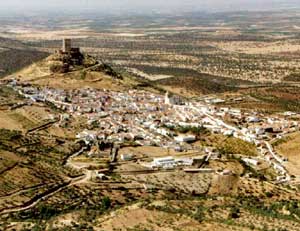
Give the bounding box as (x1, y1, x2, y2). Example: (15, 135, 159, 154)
(0, 105, 54, 132)
(0, 151, 23, 173)
(275, 132, 300, 177)
(0, 111, 25, 131)
(124, 171, 212, 194)
(213, 40, 300, 55)
(205, 134, 258, 157)
(96, 202, 252, 231)
(8, 57, 138, 91)
(16, 106, 52, 123)
(31, 71, 127, 91)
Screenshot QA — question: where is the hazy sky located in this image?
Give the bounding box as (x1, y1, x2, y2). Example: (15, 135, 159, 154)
(0, 0, 298, 13)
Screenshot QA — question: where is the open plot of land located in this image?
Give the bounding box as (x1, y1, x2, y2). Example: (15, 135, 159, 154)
(96, 203, 231, 231)
(0, 151, 23, 173)
(124, 171, 212, 194)
(16, 106, 53, 123)
(120, 146, 204, 159)
(213, 40, 300, 55)
(275, 132, 300, 177)
(0, 103, 58, 132)
(0, 111, 25, 131)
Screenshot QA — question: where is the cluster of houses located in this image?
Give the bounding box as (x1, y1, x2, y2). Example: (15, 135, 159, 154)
(8, 79, 300, 183)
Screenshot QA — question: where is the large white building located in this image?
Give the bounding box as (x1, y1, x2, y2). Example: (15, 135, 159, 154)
(150, 156, 193, 169)
(175, 135, 196, 143)
(152, 156, 176, 169)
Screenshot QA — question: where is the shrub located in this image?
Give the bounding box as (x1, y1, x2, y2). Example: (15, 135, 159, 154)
(49, 62, 69, 73)
(101, 196, 111, 210)
(229, 206, 240, 219)
(193, 205, 205, 222)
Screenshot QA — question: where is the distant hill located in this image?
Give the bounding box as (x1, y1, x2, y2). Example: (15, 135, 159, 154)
(0, 37, 48, 78)
(154, 71, 256, 95)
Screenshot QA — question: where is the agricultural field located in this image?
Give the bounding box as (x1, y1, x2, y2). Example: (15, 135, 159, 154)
(274, 132, 300, 178)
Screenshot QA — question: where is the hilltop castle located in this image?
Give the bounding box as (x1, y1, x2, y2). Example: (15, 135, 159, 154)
(50, 38, 85, 72)
(60, 38, 81, 55)
(49, 38, 121, 79)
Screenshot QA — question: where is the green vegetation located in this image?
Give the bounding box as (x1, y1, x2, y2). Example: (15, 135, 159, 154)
(272, 136, 291, 147)
(250, 86, 300, 112)
(22, 204, 60, 220)
(229, 206, 240, 219)
(101, 196, 111, 210)
(20, 221, 95, 231)
(12, 195, 112, 224)
(0, 129, 22, 141)
(193, 204, 206, 222)
(80, 70, 87, 80)
(217, 136, 258, 156)
(165, 124, 209, 136)
(283, 72, 300, 82)
(0, 86, 23, 99)
(236, 196, 300, 222)
(155, 75, 238, 95)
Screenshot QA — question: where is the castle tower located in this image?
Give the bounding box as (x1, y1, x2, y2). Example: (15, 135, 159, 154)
(62, 38, 72, 53)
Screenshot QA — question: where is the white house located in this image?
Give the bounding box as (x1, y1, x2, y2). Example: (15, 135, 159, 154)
(175, 135, 196, 143)
(242, 158, 259, 166)
(121, 154, 134, 161)
(247, 116, 261, 123)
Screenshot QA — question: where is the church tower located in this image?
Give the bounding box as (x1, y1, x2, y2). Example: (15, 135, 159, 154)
(165, 91, 170, 105)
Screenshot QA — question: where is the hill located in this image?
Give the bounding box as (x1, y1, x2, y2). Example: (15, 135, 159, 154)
(154, 71, 256, 96)
(0, 37, 48, 78)
(6, 53, 142, 92)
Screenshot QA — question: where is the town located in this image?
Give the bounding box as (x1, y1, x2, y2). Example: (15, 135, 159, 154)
(5, 78, 299, 186)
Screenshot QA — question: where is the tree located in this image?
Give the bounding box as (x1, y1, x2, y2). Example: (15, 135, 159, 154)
(101, 196, 111, 210)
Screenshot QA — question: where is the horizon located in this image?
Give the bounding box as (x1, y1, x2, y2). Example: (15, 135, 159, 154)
(0, 0, 299, 15)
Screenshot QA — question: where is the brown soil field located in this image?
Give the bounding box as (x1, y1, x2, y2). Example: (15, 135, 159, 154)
(0, 151, 24, 173)
(16, 106, 52, 123)
(275, 132, 300, 177)
(95, 202, 256, 231)
(0, 111, 25, 131)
